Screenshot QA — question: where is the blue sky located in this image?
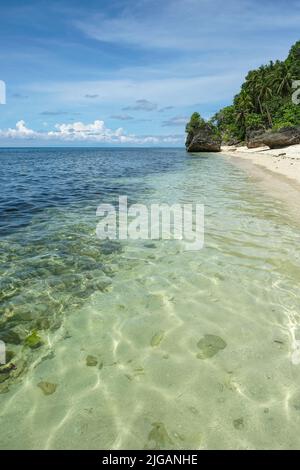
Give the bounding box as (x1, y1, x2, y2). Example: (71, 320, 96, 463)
(0, 0, 299, 146)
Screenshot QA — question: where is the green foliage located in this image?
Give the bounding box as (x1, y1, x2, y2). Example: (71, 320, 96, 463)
(185, 112, 206, 134)
(286, 41, 300, 78)
(210, 40, 300, 143)
(244, 113, 264, 131)
(212, 105, 235, 131)
(273, 103, 300, 130)
(211, 105, 243, 143)
(186, 112, 220, 140)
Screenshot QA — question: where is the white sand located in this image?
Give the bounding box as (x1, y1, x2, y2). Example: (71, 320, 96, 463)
(221, 144, 300, 186)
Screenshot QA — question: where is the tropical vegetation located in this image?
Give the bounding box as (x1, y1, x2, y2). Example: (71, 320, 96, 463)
(186, 40, 300, 144)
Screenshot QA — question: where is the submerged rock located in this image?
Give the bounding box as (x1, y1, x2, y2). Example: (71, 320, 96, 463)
(38, 381, 58, 396)
(86, 355, 98, 367)
(144, 243, 157, 249)
(0, 328, 22, 345)
(10, 358, 27, 379)
(5, 350, 15, 363)
(24, 330, 43, 349)
(0, 373, 10, 384)
(100, 241, 123, 255)
(197, 334, 227, 359)
(147, 422, 173, 449)
(35, 318, 51, 330)
(150, 331, 165, 347)
(233, 417, 244, 430)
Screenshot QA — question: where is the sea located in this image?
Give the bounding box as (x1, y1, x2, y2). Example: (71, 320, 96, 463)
(1, 147, 300, 449)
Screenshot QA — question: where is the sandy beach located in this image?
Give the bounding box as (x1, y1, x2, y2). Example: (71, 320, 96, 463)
(221, 144, 300, 186)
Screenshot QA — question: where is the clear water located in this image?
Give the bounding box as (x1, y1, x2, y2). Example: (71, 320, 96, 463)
(1, 148, 300, 450)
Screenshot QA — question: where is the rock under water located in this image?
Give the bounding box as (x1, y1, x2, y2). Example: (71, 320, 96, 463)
(38, 381, 58, 396)
(196, 334, 227, 359)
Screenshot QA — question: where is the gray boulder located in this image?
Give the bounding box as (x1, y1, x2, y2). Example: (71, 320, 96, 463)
(186, 125, 221, 152)
(261, 127, 300, 149)
(247, 130, 266, 149)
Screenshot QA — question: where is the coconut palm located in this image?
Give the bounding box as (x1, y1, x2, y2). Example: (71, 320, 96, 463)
(271, 62, 292, 97)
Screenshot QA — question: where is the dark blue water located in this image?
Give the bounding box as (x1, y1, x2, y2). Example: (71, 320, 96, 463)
(0, 146, 198, 367)
(0, 148, 185, 236)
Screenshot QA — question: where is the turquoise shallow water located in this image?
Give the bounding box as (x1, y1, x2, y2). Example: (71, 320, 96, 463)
(1, 148, 300, 449)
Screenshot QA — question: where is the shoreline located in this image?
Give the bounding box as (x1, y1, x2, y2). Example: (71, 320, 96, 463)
(220, 144, 300, 220)
(221, 144, 300, 186)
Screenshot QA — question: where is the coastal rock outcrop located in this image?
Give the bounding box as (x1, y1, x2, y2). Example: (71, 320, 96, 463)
(247, 126, 300, 149)
(260, 127, 300, 149)
(246, 130, 266, 149)
(186, 124, 221, 152)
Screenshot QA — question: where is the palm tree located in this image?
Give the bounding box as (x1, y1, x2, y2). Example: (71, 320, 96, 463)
(234, 91, 254, 137)
(271, 62, 292, 97)
(251, 66, 274, 127)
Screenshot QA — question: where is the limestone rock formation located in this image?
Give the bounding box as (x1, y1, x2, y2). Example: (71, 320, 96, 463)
(186, 124, 222, 152)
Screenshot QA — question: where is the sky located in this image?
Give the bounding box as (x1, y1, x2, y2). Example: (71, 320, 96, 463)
(0, 0, 299, 147)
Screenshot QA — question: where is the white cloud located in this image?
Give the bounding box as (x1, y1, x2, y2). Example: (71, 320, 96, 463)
(0, 119, 184, 145)
(74, 0, 300, 51)
(1, 120, 37, 138)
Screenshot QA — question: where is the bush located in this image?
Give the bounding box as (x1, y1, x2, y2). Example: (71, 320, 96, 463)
(273, 103, 300, 130)
(186, 112, 207, 134)
(244, 113, 264, 131)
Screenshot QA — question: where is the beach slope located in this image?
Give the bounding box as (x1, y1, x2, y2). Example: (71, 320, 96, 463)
(221, 144, 300, 186)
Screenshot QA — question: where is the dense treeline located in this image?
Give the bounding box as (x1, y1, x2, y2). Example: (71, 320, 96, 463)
(186, 41, 300, 144)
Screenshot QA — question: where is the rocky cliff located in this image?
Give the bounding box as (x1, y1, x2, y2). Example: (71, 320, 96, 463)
(185, 124, 222, 152)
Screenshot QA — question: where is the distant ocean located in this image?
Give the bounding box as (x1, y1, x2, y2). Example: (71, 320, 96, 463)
(1, 147, 300, 449)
